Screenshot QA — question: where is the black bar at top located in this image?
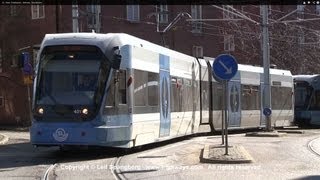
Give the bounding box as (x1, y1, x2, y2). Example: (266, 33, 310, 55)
(0, 0, 309, 5)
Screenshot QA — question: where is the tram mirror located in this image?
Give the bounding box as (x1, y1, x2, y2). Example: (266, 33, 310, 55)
(111, 46, 121, 70)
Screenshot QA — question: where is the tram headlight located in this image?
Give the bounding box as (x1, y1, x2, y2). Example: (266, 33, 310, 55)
(81, 108, 89, 115)
(37, 107, 44, 115)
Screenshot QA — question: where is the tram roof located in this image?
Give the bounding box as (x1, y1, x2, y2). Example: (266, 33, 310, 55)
(204, 57, 292, 77)
(41, 32, 195, 62)
(239, 64, 292, 76)
(293, 74, 320, 82)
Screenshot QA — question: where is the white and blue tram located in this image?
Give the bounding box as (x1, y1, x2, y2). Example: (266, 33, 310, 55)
(30, 33, 294, 148)
(294, 75, 320, 126)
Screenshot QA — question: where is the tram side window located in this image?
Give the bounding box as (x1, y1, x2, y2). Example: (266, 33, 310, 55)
(310, 90, 320, 110)
(106, 73, 115, 107)
(194, 80, 200, 111)
(212, 82, 223, 110)
(134, 69, 147, 106)
(183, 78, 193, 111)
(201, 81, 209, 111)
(148, 72, 159, 106)
(241, 85, 260, 110)
(294, 82, 312, 109)
(271, 86, 292, 110)
(171, 76, 182, 112)
(105, 69, 127, 106)
(283, 87, 293, 109)
(118, 70, 127, 104)
(170, 77, 176, 112)
(295, 86, 311, 108)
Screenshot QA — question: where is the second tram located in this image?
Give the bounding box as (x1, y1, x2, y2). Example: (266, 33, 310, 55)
(294, 75, 320, 126)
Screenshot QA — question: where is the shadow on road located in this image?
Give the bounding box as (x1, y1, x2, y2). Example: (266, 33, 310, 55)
(0, 133, 196, 170)
(292, 175, 320, 180)
(1, 126, 318, 170)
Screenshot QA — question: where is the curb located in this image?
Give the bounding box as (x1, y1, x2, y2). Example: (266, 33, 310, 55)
(0, 127, 29, 132)
(0, 134, 9, 145)
(246, 131, 286, 137)
(277, 130, 304, 134)
(200, 145, 254, 164)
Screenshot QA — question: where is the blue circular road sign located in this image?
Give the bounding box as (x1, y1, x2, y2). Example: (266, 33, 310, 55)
(212, 54, 238, 81)
(263, 108, 272, 116)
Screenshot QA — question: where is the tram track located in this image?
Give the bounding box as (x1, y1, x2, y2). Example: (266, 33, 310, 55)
(43, 163, 57, 180)
(111, 156, 126, 180)
(307, 136, 320, 158)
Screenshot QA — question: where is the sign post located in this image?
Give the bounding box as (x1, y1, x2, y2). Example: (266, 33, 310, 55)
(212, 54, 238, 155)
(20, 52, 33, 124)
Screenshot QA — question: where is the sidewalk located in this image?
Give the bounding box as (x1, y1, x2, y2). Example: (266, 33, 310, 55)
(0, 133, 9, 145)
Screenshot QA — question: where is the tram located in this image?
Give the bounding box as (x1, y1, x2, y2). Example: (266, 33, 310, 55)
(294, 75, 320, 126)
(30, 33, 294, 148)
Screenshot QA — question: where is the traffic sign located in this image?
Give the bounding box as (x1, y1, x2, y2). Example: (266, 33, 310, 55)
(20, 52, 33, 75)
(263, 107, 272, 116)
(212, 54, 238, 81)
(23, 75, 33, 85)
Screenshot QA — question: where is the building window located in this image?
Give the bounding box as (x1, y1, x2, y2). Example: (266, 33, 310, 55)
(127, 5, 140, 22)
(240, 5, 245, 13)
(297, 5, 305, 18)
(297, 5, 305, 12)
(0, 48, 2, 73)
(223, 5, 234, 19)
(0, 96, 3, 108)
(269, 5, 272, 15)
(192, 46, 203, 58)
(191, 5, 202, 33)
(156, 5, 168, 23)
(87, 4, 101, 32)
(224, 35, 235, 51)
(11, 54, 18, 67)
(10, 5, 17, 16)
(31, 4, 45, 19)
(298, 31, 305, 45)
(316, 5, 320, 15)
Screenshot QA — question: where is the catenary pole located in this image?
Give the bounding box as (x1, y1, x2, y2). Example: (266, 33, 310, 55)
(261, 5, 272, 131)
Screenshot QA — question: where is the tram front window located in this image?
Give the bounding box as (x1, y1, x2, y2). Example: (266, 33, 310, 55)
(34, 45, 110, 120)
(294, 85, 312, 110)
(38, 70, 99, 105)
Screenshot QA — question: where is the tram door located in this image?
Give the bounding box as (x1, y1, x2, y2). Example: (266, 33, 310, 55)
(159, 54, 171, 137)
(228, 81, 241, 127)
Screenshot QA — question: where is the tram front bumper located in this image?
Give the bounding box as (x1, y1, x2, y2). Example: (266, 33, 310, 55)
(30, 122, 131, 147)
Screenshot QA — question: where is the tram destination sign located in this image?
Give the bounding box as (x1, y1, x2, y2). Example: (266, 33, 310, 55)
(212, 54, 238, 81)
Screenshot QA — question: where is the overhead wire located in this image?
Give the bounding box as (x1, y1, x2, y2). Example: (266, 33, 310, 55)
(81, 5, 320, 51)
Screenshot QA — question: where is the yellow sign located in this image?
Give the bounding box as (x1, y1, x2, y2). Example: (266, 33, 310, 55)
(23, 75, 33, 85)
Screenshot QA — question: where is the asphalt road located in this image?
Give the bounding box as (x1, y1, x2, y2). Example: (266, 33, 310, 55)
(0, 129, 320, 180)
